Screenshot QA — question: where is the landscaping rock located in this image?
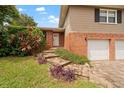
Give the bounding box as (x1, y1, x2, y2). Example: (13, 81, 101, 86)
(43, 48, 119, 88)
(47, 57, 71, 66)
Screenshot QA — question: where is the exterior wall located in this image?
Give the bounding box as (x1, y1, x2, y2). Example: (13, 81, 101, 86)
(45, 31, 64, 49)
(63, 5, 124, 60)
(46, 31, 53, 49)
(65, 6, 124, 33)
(59, 33, 64, 47)
(65, 32, 124, 60)
(63, 7, 72, 35)
(63, 7, 72, 49)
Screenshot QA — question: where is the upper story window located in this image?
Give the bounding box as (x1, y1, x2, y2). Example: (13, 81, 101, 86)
(95, 8, 122, 24)
(99, 9, 117, 24)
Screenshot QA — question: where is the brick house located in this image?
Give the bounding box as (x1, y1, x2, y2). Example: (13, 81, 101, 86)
(41, 27, 64, 49)
(43, 5, 124, 61)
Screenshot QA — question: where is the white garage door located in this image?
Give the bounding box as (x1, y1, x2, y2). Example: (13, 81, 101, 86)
(115, 41, 124, 60)
(88, 40, 109, 60)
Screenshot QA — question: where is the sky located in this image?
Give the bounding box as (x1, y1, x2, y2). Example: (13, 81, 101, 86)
(16, 5, 60, 27)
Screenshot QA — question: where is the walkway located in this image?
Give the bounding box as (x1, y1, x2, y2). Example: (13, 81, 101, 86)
(42, 48, 124, 88)
(90, 62, 124, 88)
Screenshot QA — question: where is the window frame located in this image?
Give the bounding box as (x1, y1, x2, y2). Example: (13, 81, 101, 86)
(99, 9, 117, 24)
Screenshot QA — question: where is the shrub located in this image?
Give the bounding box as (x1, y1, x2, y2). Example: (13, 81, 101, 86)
(55, 48, 90, 65)
(37, 55, 47, 64)
(0, 26, 46, 57)
(0, 31, 11, 56)
(18, 27, 46, 56)
(50, 65, 75, 82)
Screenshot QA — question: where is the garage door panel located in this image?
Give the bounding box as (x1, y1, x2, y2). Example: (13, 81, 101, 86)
(88, 40, 109, 60)
(116, 41, 124, 60)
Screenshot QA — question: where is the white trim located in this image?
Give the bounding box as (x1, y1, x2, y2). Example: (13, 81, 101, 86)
(99, 9, 117, 24)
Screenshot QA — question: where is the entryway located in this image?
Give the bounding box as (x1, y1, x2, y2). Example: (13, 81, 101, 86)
(53, 33, 59, 47)
(41, 28, 64, 49)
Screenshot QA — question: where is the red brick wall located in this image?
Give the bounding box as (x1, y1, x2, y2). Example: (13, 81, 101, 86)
(109, 39, 115, 60)
(59, 33, 64, 47)
(46, 31, 53, 49)
(64, 32, 124, 60)
(45, 31, 64, 49)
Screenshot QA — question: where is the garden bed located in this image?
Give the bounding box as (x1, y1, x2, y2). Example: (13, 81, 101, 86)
(55, 48, 90, 65)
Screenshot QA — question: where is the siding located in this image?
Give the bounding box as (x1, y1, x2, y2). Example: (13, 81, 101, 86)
(63, 8, 72, 35)
(66, 6, 124, 33)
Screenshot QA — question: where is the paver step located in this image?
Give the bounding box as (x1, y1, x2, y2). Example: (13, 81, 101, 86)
(50, 47, 61, 50)
(43, 50, 55, 53)
(47, 57, 71, 66)
(43, 53, 58, 59)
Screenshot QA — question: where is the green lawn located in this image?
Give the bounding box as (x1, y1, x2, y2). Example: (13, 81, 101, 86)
(0, 56, 99, 88)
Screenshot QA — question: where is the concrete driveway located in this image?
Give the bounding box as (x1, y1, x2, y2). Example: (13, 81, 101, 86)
(90, 61, 124, 88)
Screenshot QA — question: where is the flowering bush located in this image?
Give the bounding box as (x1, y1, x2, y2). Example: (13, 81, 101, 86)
(0, 26, 46, 57)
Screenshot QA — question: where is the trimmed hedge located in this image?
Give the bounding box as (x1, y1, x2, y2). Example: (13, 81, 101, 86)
(55, 48, 90, 65)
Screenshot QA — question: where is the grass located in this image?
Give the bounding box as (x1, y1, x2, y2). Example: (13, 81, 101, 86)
(55, 48, 90, 65)
(0, 56, 99, 88)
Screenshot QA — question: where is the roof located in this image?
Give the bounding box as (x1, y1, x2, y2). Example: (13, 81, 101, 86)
(59, 5, 69, 28)
(59, 5, 124, 28)
(40, 27, 64, 32)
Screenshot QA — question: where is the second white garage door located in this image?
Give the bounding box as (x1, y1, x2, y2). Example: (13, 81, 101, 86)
(88, 40, 109, 60)
(115, 41, 124, 60)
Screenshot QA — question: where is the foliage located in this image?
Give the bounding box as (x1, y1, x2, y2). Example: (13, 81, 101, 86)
(50, 65, 76, 82)
(0, 5, 19, 30)
(63, 68, 75, 82)
(55, 48, 90, 65)
(0, 56, 99, 88)
(18, 27, 45, 56)
(0, 26, 46, 57)
(50, 65, 64, 79)
(37, 54, 47, 64)
(10, 14, 37, 26)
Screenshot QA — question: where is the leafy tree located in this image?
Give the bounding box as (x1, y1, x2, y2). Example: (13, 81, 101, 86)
(11, 14, 37, 26)
(0, 5, 19, 30)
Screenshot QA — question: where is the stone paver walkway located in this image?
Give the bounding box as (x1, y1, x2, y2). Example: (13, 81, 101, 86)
(42, 48, 90, 76)
(90, 61, 124, 88)
(43, 47, 71, 66)
(42, 48, 124, 88)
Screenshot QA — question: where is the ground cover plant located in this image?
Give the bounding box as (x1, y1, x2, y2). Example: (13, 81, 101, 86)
(55, 48, 90, 64)
(50, 65, 75, 82)
(37, 54, 47, 64)
(0, 56, 99, 88)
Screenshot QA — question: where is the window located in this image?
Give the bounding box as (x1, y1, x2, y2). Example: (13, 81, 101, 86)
(99, 9, 117, 24)
(100, 10, 107, 22)
(108, 11, 116, 23)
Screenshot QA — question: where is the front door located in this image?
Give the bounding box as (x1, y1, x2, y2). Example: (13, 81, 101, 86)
(53, 33, 59, 46)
